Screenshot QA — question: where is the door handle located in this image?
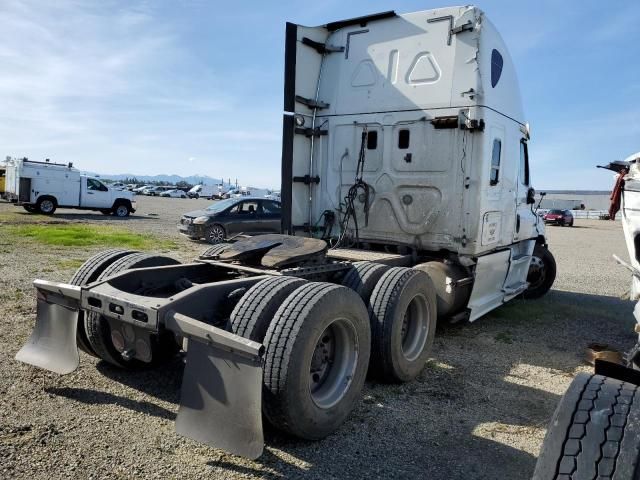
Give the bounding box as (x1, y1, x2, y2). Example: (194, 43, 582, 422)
(87, 192, 94, 194)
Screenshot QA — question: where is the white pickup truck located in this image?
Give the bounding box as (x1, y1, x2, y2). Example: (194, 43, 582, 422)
(4, 158, 136, 216)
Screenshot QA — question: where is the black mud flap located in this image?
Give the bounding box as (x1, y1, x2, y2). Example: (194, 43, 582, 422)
(168, 313, 265, 459)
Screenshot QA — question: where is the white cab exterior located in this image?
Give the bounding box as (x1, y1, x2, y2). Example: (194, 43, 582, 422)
(283, 6, 547, 320)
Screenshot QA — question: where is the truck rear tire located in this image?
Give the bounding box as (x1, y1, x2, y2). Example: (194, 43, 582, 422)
(36, 196, 56, 215)
(533, 373, 640, 480)
(84, 253, 180, 368)
(200, 243, 232, 258)
(262, 282, 371, 439)
(230, 276, 306, 342)
(369, 267, 437, 382)
(341, 261, 390, 306)
(70, 249, 139, 357)
(522, 244, 557, 299)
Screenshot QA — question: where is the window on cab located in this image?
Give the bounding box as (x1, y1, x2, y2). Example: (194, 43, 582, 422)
(398, 129, 410, 149)
(367, 131, 378, 150)
(87, 178, 108, 191)
(520, 140, 530, 185)
(490, 139, 501, 185)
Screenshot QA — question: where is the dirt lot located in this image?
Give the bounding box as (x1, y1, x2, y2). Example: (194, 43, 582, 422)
(0, 197, 634, 479)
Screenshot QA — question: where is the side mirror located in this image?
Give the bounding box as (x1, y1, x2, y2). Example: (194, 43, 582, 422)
(526, 187, 536, 205)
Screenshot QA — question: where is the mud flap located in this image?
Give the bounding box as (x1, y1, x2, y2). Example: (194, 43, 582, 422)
(15, 288, 81, 375)
(167, 312, 265, 459)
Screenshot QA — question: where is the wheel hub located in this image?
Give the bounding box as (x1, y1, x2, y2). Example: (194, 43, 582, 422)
(209, 227, 224, 242)
(310, 329, 335, 388)
(527, 256, 546, 289)
(308, 320, 358, 409)
(400, 294, 429, 362)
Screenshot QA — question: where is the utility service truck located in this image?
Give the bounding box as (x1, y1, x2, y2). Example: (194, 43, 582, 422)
(4, 157, 136, 216)
(15, 6, 556, 460)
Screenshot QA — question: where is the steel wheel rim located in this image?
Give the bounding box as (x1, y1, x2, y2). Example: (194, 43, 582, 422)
(527, 256, 546, 290)
(309, 318, 358, 409)
(116, 205, 128, 216)
(208, 226, 225, 243)
(400, 293, 429, 362)
(40, 200, 54, 213)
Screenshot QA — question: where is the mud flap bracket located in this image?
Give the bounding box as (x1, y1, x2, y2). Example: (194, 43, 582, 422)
(166, 312, 265, 459)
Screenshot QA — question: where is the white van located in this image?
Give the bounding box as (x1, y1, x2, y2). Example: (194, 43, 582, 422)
(187, 184, 217, 199)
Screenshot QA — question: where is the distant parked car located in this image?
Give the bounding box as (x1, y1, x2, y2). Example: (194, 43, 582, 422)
(265, 190, 281, 201)
(134, 185, 151, 193)
(160, 189, 187, 198)
(178, 197, 282, 243)
(111, 182, 126, 190)
(543, 209, 574, 226)
(145, 186, 175, 196)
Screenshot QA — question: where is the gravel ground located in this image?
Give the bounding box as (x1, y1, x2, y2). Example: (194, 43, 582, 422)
(0, 197, 635, 479)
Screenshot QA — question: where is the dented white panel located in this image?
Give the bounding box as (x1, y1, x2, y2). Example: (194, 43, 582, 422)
(287, 6, 538, 258)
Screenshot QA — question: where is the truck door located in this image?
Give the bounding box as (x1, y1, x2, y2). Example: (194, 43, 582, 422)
(513, 140, 536, 241)
(83, 178, 112, 208)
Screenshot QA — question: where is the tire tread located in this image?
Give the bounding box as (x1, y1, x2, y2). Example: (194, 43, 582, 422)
(534, 374, 640, 479)
(230, 276, 306, 342)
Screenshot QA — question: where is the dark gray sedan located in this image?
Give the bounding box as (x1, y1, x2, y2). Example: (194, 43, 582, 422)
(178, 197, 281, 243)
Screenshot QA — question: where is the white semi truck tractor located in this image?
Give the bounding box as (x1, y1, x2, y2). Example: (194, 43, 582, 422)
(15, 6, 555, 459)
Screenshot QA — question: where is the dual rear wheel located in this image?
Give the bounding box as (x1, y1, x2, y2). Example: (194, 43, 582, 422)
(70, 250, 180, 368)
(71, 251, 438, 441)
(229, 264, 437, 439)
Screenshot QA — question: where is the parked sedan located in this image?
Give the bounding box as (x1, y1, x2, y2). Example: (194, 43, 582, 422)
(160, 189, 187, 198)
(543, 209, 574, 226)
(178, 197, 282, 243)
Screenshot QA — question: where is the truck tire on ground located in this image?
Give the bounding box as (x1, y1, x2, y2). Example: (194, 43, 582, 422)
(262, 282, 371, 439)
(230, 276, 306, 342)
(69, 249, 139, 356)
(113, 202, 131, 217)
(84, 253, 180, 368)
(36, 196, 56, 215)
(413, 261, 471, 319)
(369, 267, 437, 382)
(205, 224, 226, 244)
(533, 373, 640, 480)
(522, 244, 557, 299)
(200, 243, 232, 258)
(341, 261, 390, 306)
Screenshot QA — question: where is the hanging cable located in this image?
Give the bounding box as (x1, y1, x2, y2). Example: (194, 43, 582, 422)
(334, 127, 371, 248)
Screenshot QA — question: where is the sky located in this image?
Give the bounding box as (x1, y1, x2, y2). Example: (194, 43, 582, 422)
(1, 0, 638, 189)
